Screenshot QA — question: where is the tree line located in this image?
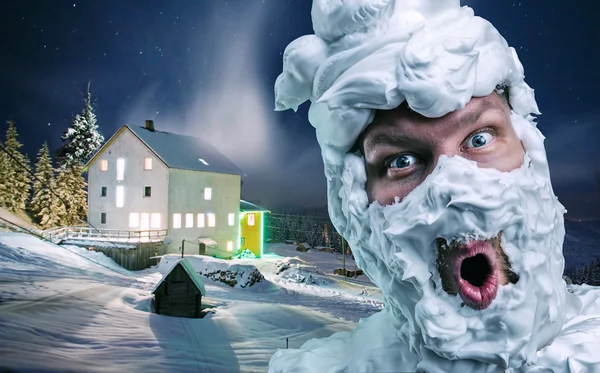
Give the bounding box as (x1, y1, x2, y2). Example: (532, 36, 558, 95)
(0, 83, 104, 229)
(565, 258, 600, 286)
(264, 213, 351, 253)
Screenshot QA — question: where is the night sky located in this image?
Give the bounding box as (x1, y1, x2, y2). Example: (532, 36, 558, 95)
(1, 0, 599, 218)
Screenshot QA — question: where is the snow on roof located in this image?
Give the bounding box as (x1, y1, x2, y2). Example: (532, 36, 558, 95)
(127, 125, 243, 175)
(198, 238, 218, 246)
(152, 257, 206, 296)
(240, 200, 269, 212)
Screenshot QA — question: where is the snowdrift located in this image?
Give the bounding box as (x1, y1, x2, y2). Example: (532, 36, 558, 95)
(157, 254, 264, 288)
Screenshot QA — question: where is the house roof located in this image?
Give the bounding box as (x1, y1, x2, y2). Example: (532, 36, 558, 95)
(152, 258, 206, 296)
(85, 124, 242, 175)
(127, 125, 242, 175)
(240, 199, 270, 212)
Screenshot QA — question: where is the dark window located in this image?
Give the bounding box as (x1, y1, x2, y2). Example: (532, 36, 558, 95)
(100, 212, 106, 224)
(101, 186, 107, 197)
(144, 186, 151, 197)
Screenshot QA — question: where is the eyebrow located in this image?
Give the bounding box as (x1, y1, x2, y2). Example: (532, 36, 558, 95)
(458, 99, 494, 128)
(365, 133, 413, 148)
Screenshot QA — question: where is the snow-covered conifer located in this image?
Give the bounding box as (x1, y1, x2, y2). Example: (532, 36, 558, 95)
(31, 142, 62, 228)
(56, 82, 104, 168)
(55, 163, 88, 226)
(0, 120, 32, 212)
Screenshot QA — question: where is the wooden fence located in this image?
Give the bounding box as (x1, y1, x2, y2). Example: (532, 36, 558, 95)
(40, 226, 169, 271)
(88, 241, 165, 271)
(42, 226, 168, 243)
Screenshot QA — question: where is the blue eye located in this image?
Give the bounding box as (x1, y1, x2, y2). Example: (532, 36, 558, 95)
(466, 132, 493, 148)
(389, 154, 418, 169)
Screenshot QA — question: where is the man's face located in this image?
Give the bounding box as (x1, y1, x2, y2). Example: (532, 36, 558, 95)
(360, 92, 524, 309)
(362, 92, 524, 205)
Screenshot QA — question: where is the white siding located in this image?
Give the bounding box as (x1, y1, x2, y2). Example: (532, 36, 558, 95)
(87, 128, 169, 230)
(167, 169, 240, 256)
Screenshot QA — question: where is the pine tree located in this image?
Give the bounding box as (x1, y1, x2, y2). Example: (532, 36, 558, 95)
(30, 142, 63, 228)
(55, 163, 88, 226)
(0, 120, 32, 212)
(56, 82, 104, 168)
(0, 139, 8, 208)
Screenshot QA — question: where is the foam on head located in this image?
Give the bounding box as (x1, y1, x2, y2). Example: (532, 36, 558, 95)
(275, 0, 540, 152)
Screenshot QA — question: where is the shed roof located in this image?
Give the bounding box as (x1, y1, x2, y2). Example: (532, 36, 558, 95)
(152, 258, 206, 296)
(126, 125, 242, 175)
(240, 200, 270, 212)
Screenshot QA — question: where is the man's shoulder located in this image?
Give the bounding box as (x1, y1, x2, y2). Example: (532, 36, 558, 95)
(530, 285, 600, 372)
(532, 314, 600, 372)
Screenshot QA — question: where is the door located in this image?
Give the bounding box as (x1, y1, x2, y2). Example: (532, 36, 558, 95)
(140, 213, 150, 240)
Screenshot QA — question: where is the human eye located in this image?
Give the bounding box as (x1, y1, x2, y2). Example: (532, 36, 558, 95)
(387, 154, 419, 170)
(464, 131, 494, 149)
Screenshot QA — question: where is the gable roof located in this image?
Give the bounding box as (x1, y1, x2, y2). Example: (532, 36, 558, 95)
(240, 200, 270, 212)
(152, 258, 206, 296)
(86, 124, 242, 175)
(128, 125, 242, 175)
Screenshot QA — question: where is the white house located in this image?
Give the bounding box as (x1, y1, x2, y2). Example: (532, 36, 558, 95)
(84, 120, 242, 257)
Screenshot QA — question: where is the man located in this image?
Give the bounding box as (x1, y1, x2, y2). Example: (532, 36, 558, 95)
(269, 0, 600, 372)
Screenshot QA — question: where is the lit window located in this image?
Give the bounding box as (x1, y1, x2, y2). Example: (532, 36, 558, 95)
(116, 158, 125, 181)
(116, 186, 124, 208)
(228, 213, 235, 226)
(204, 187, 212, 200)
(207, 213, 216, 227)
(129, 213, 139, 228)
(197, 213, 205, 228)
(144, 186, 151, 197)
(100, 160, 108, 171)
(100, 212, 106, 224)
(185, 213, 193, 228)
(150, 213, 161, 228)
(227, 240, 234, 252)
(247, 213, 255, 226)
(144, 157, 152, 170)
(140, 213, 149, 230)
(172, 213, 181, 229)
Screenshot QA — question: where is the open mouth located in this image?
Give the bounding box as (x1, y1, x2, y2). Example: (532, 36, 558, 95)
(436, 234, 518, 310)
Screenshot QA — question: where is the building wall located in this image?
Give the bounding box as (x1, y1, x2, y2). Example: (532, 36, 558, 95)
(166, 168, 241, 257)
(87, 128, 170, 231)
(240, 212, 263, 258)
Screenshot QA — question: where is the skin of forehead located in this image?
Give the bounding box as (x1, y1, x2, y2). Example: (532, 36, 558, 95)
(361, 93, 508, 155)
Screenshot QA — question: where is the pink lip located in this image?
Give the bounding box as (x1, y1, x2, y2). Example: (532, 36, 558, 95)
(451, 240, 500, 310)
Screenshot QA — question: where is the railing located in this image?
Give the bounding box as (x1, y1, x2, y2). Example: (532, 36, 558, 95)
(41, 226, 168, 244)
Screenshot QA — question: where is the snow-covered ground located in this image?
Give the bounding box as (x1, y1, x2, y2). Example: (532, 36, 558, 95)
(0, 232, 382, 373)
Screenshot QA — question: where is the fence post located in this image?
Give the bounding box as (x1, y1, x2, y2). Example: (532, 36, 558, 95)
(181, 239, 185, 258)
(342, 236, 346, 281)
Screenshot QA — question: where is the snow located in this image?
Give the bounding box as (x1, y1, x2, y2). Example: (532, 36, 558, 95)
(0, 232, 381, 372)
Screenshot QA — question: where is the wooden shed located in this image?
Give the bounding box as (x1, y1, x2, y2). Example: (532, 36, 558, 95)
(152, 258, 206, 318)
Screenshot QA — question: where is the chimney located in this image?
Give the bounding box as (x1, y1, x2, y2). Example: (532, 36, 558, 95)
(145, 120, 155, 132)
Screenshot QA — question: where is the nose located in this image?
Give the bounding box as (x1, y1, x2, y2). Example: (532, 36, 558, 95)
(422, 146, 461, 182)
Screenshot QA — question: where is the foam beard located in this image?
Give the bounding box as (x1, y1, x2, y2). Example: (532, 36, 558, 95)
(337, 114, 568, 371)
